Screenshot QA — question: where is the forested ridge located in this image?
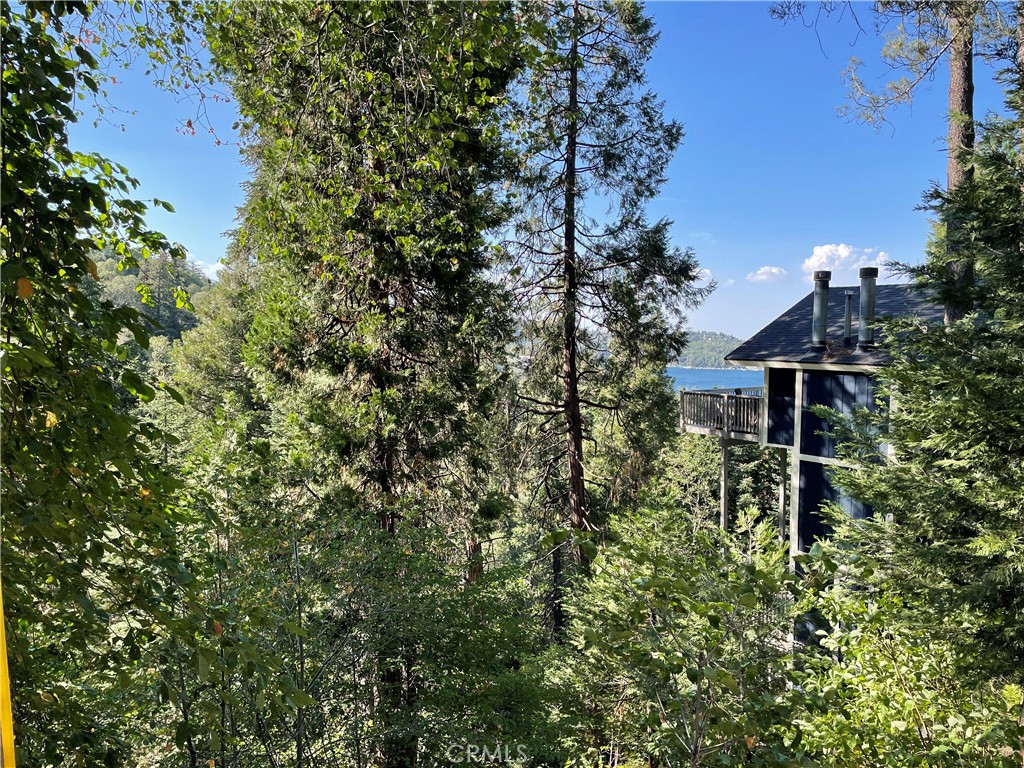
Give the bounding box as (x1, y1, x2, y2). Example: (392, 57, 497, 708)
(673, 331, 744, 369)
(2, 2, 1023, 768)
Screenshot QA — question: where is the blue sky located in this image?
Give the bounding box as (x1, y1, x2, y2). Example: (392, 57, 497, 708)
(68, 1, 1008, 339)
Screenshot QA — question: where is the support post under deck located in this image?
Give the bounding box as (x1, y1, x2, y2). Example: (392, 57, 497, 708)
(777, 448, 788, 543)
(719, 438, 729, 531)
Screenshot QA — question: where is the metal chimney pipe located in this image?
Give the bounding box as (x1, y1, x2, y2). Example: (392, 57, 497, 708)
(844, 291, 853, 346)
(811, 270, 831, 349)
(858, 267, 878, 349)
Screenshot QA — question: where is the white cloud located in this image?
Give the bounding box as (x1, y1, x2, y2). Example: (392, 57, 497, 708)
(199, 260, 224, 280)
(746, 266, 787, 283)
(722, 278, 735, 287)
(803, 243, 889, 281)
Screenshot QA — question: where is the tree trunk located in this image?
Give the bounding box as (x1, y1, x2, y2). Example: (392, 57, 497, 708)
(465, 534, 483, 584)
(293, 539, 306, 768)
(563, 0, 591, 548)
(944, 5, 976, 324)
(367, 206, 414, 767)
(372, 376, 415, 768)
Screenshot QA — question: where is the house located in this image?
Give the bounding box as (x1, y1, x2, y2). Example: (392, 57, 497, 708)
(679, 268, 944, 564)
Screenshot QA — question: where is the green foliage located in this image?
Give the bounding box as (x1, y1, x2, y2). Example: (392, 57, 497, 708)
(647, 434, 721, 517)
(792, 553, 1023, 767)
(210, 0, 519, 513)
(0, 2, 210, 764)
(585, 358, 685, 515)
(1, 5, 298, 766)
(652, 434, 786, 531)
(172, 250, 259, 416)
(166, 246, 555, 764)
(88, 249, 212, 343)
(550, 497, 796, 766)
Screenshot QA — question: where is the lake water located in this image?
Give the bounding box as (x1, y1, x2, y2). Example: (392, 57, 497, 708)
(667, 366, 762, 391)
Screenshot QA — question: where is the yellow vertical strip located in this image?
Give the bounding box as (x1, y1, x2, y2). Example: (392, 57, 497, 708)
(0, 579, 15, 768)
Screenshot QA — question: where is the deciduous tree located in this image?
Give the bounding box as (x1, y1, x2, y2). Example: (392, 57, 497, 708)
(2, 2, 213, 763)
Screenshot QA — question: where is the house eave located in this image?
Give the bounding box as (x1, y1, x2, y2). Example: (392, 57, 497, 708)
(723, 358, 884, 373)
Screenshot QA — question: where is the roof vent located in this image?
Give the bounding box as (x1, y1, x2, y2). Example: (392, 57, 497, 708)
(811, 270, 831, 349)
(844, 291, 854, 346)
(858, 267, 878, 349)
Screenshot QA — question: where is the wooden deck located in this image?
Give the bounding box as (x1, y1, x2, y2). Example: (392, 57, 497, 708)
(679, 387, 763, 443)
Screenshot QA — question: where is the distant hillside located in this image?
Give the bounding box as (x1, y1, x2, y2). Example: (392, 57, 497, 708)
(676, 331, 744, 368)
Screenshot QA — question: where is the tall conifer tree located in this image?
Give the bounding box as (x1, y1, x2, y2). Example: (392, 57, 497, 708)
(827, 22, 1024, 681)
(508, 0, 705, 612)
(199, 4, 536, 765)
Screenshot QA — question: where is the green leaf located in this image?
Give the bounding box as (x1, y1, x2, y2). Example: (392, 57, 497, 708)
(121, 369, 156, 400)
(196, 649, 210, 682)
(160, 382, 185, 405)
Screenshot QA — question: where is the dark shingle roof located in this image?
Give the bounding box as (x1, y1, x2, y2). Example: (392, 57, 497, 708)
(725, 283, 943, 367)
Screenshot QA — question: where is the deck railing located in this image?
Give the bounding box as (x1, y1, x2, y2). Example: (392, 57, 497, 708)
(680, 387, 763, 436)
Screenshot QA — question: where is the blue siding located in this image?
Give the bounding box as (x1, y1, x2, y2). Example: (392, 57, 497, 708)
(800, 371, 877, 458)
(797, 460, 834, 552)
(797, 460, 872, 552)
(766, 367, 795, 446)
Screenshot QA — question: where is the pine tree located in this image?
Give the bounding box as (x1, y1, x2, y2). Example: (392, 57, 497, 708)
(508, 0, 706, 603)
(827, 31, 1024, 681)
(769, 1, 1024, 321)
